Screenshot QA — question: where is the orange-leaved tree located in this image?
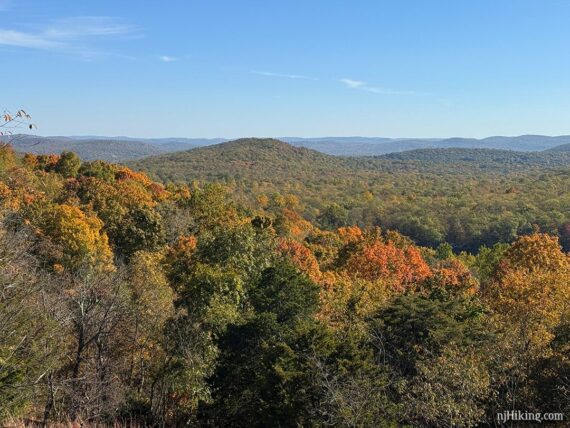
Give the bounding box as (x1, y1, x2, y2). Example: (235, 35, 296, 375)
(345, 239, 432, 292)
(277, 238, 322, 283)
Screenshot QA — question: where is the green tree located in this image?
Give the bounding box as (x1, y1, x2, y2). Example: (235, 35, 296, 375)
(472, 242, 509, 283)
(435, 242, 454, 260)
(205, 262, 325, 426)
(369, 294, 493, 426)
(0, 228, 56, 421)
(318, 203, 348, 229)
(54, 151, 81, 178)
(78, 160, 117, 182)
(113, 206, 165, 260)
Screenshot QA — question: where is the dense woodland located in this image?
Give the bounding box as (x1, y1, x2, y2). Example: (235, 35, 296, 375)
(132, 139, 570, 253)
(1, 138, 569, 427)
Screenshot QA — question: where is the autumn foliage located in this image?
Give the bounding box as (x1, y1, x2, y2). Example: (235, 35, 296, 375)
(1, 143, 569, 426)
(36, 204, 113, 271)
(346, 239, 432, 291)
(277, 238, 322, 282)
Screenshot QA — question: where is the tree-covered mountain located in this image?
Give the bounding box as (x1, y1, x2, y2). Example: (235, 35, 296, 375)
(283, 134, 570, 155)
(132, 138, 570, 183)
(378, 147, 570, 169)
(5, 135, 166, 161)
(130, 138, 349, 183)
(7, 134, 570, 160)
(4, 135, 225, 161)
(131, 138, 570, 253)
(546, 142, 570, 152)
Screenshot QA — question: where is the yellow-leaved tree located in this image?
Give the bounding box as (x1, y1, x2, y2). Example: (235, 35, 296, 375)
(37, 204, 113, 272)
(488, 233, 569, 347)
(484, 233, 570, 412)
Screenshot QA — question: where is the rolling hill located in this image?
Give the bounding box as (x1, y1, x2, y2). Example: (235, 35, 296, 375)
(131, 138, 570, 184)
(129, 138, 569, 252)
(546, 143, 570, 152)
(129, 138, 352, 185)
(4, 135, 165, 161)
(377, 147, 570, 169)
(4, 134, 570, 161)
(282, 135, 570, 155)
(2, 135, 225, 161)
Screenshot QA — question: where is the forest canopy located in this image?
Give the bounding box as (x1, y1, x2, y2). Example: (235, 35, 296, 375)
(131, 138, 570, 253)
(1, 141, 569, 426)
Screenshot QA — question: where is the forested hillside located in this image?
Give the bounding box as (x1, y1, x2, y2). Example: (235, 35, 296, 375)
(8, 134, 570, 159)
(379, 147, 570, 168)
(130, 138, 348, 182)
(5, 135, 166, 161)
(1, 142, 569, 426)
(547, 143, 570, 152)
(284, 134, 570, 155)
(4, 135, 227, 161)
(132, 139, 570, 253)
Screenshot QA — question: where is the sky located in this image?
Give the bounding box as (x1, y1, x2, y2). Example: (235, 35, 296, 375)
(2, 0, 570, 138)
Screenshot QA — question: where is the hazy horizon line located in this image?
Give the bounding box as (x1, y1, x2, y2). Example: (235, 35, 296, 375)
(10, 133, 570, 141)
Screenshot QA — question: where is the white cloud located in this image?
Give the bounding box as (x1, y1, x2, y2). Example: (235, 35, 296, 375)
(159, 55, 179, 62)
(44, 17, 136, 39)
(0, 16, 137, 55)
(339, 78, 366, 89)
(0, 29, 64, 49)
(250, 72, 425, 95)
(252, 70, 318, 80)
(340, 77, 425, 96)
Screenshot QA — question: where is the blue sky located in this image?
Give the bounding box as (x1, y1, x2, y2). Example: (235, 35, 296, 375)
(2, 0, 570, 138)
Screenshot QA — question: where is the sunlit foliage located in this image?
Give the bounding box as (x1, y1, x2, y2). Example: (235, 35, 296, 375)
(0, 142, 568, 426)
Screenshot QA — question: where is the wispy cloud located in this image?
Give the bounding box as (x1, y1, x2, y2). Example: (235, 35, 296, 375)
(252, 70, 318, 80)
(340, 77, 426, 96)
(0, 16, 137, 57)
(159, 55, 179, 62)
(339, 78, 366, 89)
(44, 17, 136, 39)
(0, 29, 64, 49)
(250, 72, 424, 96)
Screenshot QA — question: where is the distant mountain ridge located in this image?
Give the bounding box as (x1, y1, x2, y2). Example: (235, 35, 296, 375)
(129, 138, 347, 184)
(130, 138, 570, 185)
(2, 135, 224, 161)
(546, 143, 570, 152)
(378, 147, 570, 169)
(3, 134, 570, 161)
(3, 135, 163, 161)
(282, 135, 570, 155)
